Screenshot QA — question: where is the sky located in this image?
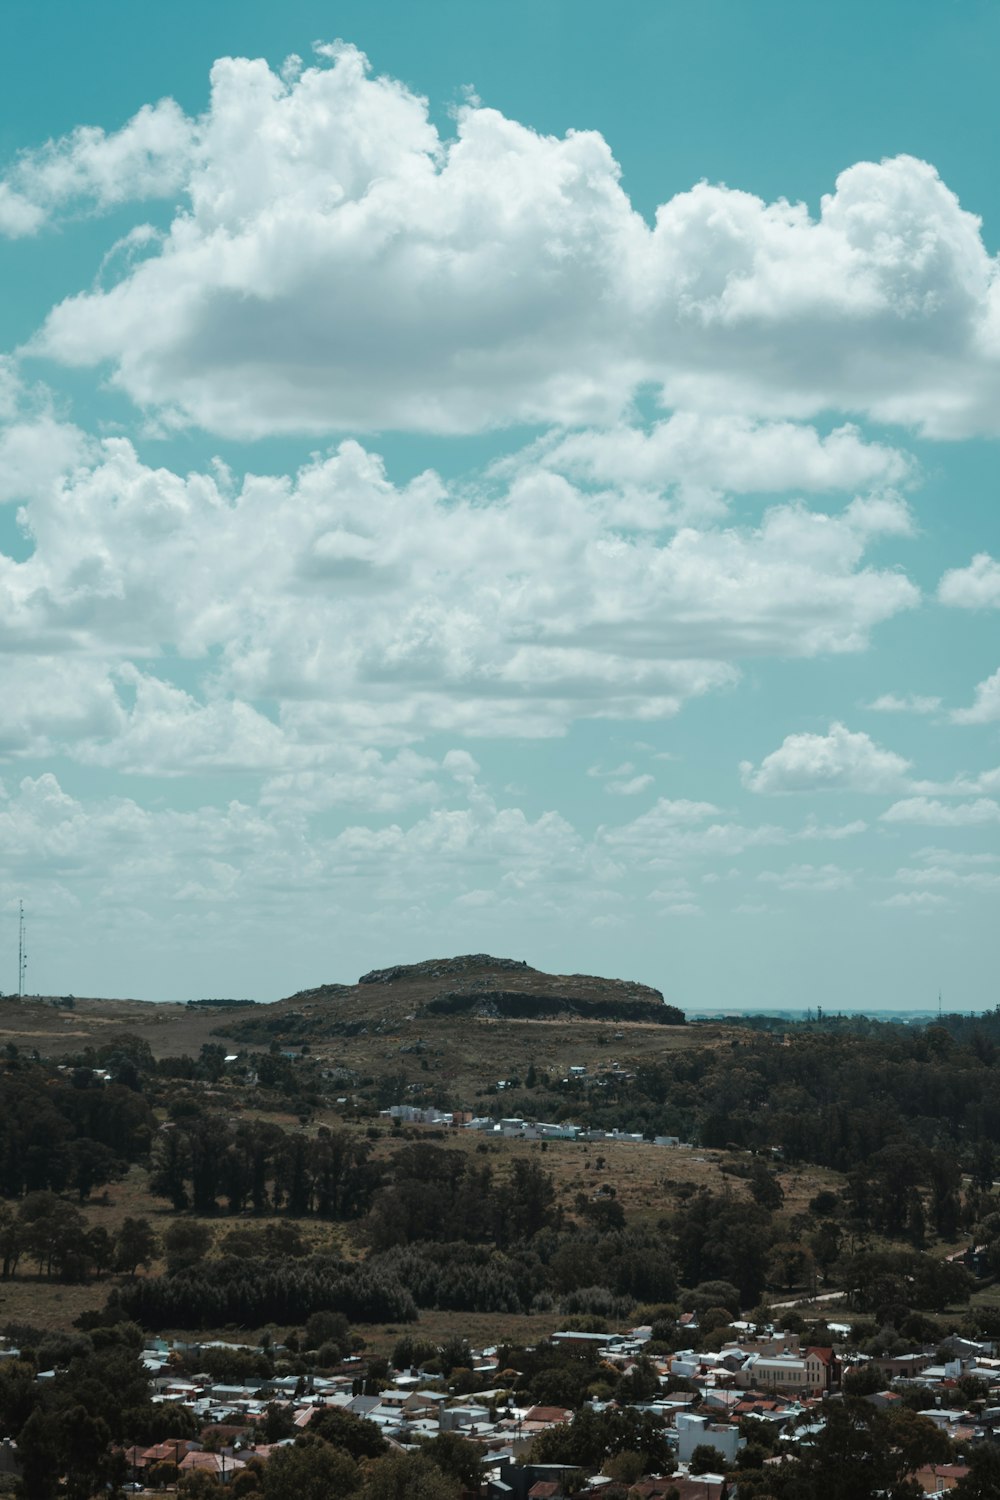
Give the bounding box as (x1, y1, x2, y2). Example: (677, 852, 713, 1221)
(0, 0, 998, 1009)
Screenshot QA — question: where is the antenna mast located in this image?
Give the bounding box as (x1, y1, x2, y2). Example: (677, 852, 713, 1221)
(17, 901, 26, 999)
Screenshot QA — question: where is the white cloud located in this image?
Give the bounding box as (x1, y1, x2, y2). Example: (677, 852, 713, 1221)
(880, 796, 1000, 826)
(0, 183, 44, 237)
(794, 818, 868, 840)
(602, 800, 787, 868)
(0, 98, 195, 235)
(864, 692, 941, 715)
(938, 553, 1000, 609)
(0, 767, 610, 950)
(18, 43, 1000, 440)
(605, 773, 654, 796)
(758, 862, 853, 891)
(913, 845, 1000, 867)
(529, 413, 913, 519)
(879, 891, 951, 909)
(0, 657, 122, 756)
(741, 721, 912, 794)
(893, 861, 1000, 892)
(951, 667, 1000, 725)
(0, 414, 91, 506)
(0, 435, 918, 753)
(653, 901, 702, 917)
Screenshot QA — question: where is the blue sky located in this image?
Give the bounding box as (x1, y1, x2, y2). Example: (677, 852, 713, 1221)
(0, 1, 998, 1007)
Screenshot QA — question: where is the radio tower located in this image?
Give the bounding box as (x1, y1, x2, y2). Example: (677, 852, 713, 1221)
(17, 901, 26, 999)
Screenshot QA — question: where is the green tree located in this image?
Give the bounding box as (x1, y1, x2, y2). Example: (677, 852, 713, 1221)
(16, 1408, 63, 1500)
(310, 1406, 387, 1461)
(788, 1397, 951, 1499)
(417, 1432, 481, 1490)
(360, 1452, 461, 1500)
(163, 1219, 214, 1274)
(149, 1127, 192, 1210)
(689, 1443, 728, 1474)
(261, 1436, 360, 1500)
(954, 1441, 1000, 1497)
(115, 1216, 159, 1276)
(18, 1193, 88, 1279)
(68, 1139, 124, 1203)
(61, 1405, 115, 1500)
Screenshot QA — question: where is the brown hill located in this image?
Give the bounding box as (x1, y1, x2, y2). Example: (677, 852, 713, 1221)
(222, 954, 683, 1046)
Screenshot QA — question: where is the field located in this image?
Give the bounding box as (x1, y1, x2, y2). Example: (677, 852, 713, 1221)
(0, 1001, 716, 1116)
(0, 966, 919, 1349)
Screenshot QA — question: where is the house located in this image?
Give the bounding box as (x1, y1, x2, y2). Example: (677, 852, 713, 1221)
(551, 1332, 612, 1353)
(140, 1440, 192, 1468)
(653, 1478, 727, 1500)
(737, 1345, 838, 1396)
(178, 1450, 246, 1481)
(522, 1405, 573, 1429)
(912, 1464, 971, 1495)
(675, 1410, 744, 1466)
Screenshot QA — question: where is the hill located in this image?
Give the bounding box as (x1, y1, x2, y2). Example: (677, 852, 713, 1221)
(224, 953, 684, 1045)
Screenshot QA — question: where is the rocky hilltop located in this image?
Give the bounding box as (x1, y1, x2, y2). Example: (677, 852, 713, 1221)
(223, 954, 684, 1045)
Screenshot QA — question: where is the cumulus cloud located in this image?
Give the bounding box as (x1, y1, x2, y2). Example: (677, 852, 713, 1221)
(913, 846, 1000, 867)
(879, 890, 951, 909)
(605, 773, 654, 796)
(0, 98, 195, 235)
(14, 43, 1000, 439)
(0, 658, 122, 756)
(0, 433, 919, 753)
(526, 413, 913, 520)
(601, 799, 788, 868)
(864, 692, 941, 715)
(951, 667, 1000, 724)
(938, 553, 1000, 609)
(893, 859, 1000, 892)
(0, 767, 611, 956)
(740, 722, 912, 794)
(758, 862, 853, 891)
(880, 796, 1000, 826)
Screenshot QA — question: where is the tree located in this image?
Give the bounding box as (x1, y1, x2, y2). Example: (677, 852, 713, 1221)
(261, 1436, 360, 1500)
(0, 1358, 37, 1434)
(955, 1441, 1000, 1497)
(86, 1225, 115, 1278)
(68, 1139, 124, 1202)
(18, 1192, 88, 1279)
(178, 1470, 223, 1500)
(788, 1397, 952, 1499)
(605, 1450, 646, 1485)
(163, 1219, 214, 1274)
(310, 1406, 386, 1460)
(304, 1309, 350, 1350)
(768, 1241, 815, 1294)
(115, 1216, 159, 1276)
(750, 1163, 785, 1211)
(16, 1408, 63, 1500)
(0, 1203, 23, 1278)
(842, 1363, 883, 1396)
(689, 1443, 728, 1474)
(149, 1127, 192, 1210)
(418, 1432, 481, 1490)
(61, 1405, 115, 1500)
(810, 1220, 843, 1284)
(360, 1452, 461, 1500)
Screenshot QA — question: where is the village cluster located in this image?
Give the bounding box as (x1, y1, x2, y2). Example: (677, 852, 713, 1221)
(380, 1103, 681, 1147)
(3, 1317, 998, 1498)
